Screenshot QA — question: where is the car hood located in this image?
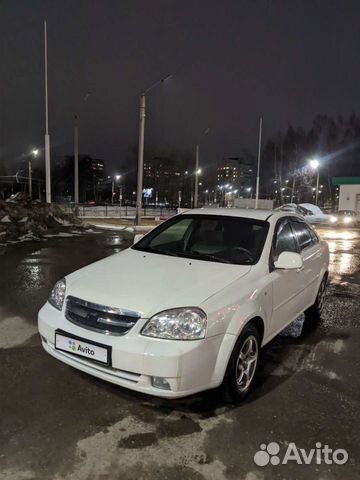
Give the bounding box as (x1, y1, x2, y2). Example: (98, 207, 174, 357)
(65, 248, 251, 317)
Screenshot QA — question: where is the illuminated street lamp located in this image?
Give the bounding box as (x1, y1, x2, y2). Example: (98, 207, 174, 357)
(309, 158, 319, 169)
(309, 158, 320, 205)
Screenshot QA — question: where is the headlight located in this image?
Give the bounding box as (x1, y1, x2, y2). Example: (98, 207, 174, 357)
(141, 308, 207, 340)
(344, 217, 352, 224)
(330, 216, 337, 223)
(48, 278, 66, 310)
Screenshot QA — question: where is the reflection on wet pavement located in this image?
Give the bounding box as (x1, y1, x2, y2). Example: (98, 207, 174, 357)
(319, 228, 360, 281)
(0, 232, 133, 325)
(0, 228, 359, 480)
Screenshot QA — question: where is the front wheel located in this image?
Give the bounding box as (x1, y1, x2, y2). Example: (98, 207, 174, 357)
(305, 274, 328, 321)
(220, 324, 260, 403)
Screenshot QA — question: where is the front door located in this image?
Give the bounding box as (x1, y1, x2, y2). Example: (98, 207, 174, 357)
(290, 220, 322, 310)
(269, 219, 306, 337)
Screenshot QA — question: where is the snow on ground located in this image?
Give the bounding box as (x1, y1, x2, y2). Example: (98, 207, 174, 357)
(0, 200, 96, 246)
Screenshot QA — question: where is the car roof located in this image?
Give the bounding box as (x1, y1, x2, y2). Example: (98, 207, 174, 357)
(180, 208, 303, 222)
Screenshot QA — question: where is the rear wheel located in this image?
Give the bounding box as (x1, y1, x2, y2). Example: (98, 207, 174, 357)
(305, 274, 328, 321)
(220, 323, 260, 403)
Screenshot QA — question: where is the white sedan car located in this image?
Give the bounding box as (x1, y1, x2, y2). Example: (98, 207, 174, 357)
(38, 209, 329, 402)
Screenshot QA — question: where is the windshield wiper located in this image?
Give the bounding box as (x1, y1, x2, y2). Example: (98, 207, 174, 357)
(190, 252, 232, 264)
(134, 246, 180, 257)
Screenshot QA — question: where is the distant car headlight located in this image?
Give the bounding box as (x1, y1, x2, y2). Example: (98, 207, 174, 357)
(141, 308, 207, 340)
(48, 278, 66, 310)
(344, 216, 352, 224)
(330, 216, 337, 223)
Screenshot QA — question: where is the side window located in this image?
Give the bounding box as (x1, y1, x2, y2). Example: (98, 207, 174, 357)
(273, 222, 298, 259)
(291, 221, 313, 251)
(307, 225, 319, 244)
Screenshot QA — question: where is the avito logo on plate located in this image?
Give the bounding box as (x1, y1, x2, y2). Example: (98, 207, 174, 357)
(253, 442, 348, 467)
(68, 339, 95, 356)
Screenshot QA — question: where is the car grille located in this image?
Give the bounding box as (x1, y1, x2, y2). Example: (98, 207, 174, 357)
(65, 296, 141, 335)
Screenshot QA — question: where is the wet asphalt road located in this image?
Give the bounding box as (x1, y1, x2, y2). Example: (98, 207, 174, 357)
(0, 228, 359, 480)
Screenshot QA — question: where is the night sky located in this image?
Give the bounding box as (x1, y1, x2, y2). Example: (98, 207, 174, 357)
(1, 0, 360, 174)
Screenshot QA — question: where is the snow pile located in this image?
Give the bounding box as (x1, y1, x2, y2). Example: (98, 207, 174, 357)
(0, 200, 87, 245)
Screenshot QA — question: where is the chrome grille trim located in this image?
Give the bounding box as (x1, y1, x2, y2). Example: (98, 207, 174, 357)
(65, 295, 141, 336)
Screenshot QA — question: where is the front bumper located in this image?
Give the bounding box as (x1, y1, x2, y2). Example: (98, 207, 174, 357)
(38, 302, 226, 398)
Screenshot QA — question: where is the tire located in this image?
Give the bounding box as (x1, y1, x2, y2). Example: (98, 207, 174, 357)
(220, 323, 260, 403)
(305, 274, 328, 321)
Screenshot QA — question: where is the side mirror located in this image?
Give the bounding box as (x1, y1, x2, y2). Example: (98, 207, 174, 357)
(274, 251, 303, 270)
(133, 233, 144, 245)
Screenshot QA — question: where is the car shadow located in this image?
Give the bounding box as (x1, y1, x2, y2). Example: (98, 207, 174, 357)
(78, 314, 327, 419)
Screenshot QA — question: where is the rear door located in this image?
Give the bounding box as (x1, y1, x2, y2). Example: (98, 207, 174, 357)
(290, 220, 322, 310)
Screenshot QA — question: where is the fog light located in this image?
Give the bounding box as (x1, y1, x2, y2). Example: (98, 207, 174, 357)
(152, 376, 171, 390)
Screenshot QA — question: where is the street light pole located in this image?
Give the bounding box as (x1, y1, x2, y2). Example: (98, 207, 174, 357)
(28, 160, 32, 199)
(309, 158, 320, 206)
(135, 75, 172, 226)
(255, 116, 262, 209)
(74, 115, 79, 204)
(135, 94, 146, 225)
(44, 20, 51, 203)
(315, 170, 320, 205)
(194, 144, 200, 208)
(28, 149, 39, 200)
(115, 174, 122, 208)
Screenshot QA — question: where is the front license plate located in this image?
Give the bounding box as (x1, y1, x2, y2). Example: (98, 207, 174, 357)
(55, 330, 111, 365)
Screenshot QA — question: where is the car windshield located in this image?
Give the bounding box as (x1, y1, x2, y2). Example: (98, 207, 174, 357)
(132, 214, 269, 265)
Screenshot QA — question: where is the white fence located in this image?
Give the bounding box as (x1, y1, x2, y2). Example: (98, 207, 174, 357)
(62, 205, 176, 218)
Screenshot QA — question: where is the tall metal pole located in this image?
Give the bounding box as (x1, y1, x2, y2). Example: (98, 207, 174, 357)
(255, 116, 262, 209)
(28, 160, 32, 199)
(44, 20, 51, 203)
(315, 170, 320, 205)
(291, 176, 296, 203)
(74, 115, 79, 203)
(111, 181, 114, 204)
(291, 143, 298, 203)
(194, 144, 200, 208)
(135, 95, 145, 225)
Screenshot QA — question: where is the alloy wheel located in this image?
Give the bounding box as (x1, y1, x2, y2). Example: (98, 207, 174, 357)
(235, 335, 259, 393)
(318, 278, 327, 313)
